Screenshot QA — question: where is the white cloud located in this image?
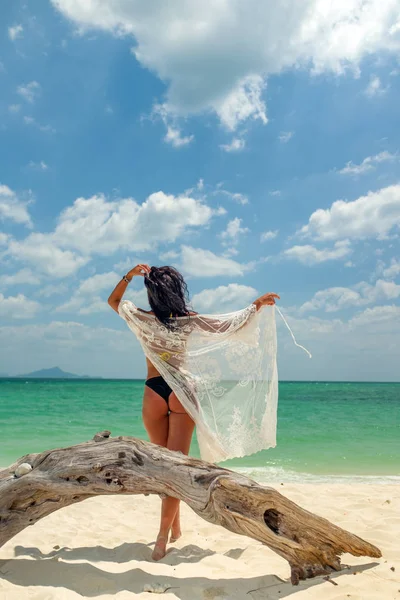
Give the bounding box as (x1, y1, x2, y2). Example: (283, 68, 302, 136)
(51, 1, 400, 132)
(8, 104, 21, 113)
(158, 250, 180, 262)
(261, 230, 278, 242)
(180, 245, 249, 277)
(36, 283, 69, 298)
(3, 301, 399, 378)
(113, 257, 137, 272)
(275, 304, 400, 381)
(284, 240, 352, 265)
(299, 184, 400, 241)
(222, 247, 239, 257)
(372, 279, 400, 299)
(301, 287, 361, 313)
(53, 191, 218, 255)
(28, 161, 49, 171)
(23, 116, 56, 134)
(17, 81, 41, 103)
(0, 269, 41, 288)
(0, 294, 40, 319)
(300, 279, 400, 313)
(0, 320, 142, 378)
(218, 190, 249, 205)
(5, 187, 222, 282)
(2, 305, 399, 379)
(348, 304, 400, 331)
(365, 75, 387, 97)
(291, 302, 400, 342)
(279, 131, 294, 143)
(215, 206, 227, 216)
(285, 305, 400, 342)
(56, 271, 119, 314)
(215, 75, 267, 131)
(8, 24, 23, 41)
(164, 125, 194, 148)
(77, 297, 111, 315)
(302, 304, 400, 375)
(220, 138, 245, 153)
(79, 272, 120, 296)
(220, 218, 249, 245)
(0, 184, 32, 227)
(339, 151, 396, 175)
(192, 283, 257, 313)
(57, 272, 150, 315)
(269, 190, 281, 197)
(0, 233, 10, 246)
(383, 258, 400, 279)
(8, 234, 89, 278)
(55, 295, 87, 314)
(123, 287, 149, 310)
(154, 103, 194, 147)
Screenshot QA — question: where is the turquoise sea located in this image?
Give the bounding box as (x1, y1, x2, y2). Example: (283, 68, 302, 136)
(1, 379, 399, 483)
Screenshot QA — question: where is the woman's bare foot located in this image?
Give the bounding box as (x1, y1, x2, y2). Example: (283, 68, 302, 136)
(152, 535, 168, 561)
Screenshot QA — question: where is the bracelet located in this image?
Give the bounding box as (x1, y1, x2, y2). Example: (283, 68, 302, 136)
(122, 275, 131, 284)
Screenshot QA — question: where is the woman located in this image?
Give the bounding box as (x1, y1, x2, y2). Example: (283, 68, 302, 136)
(108, 263, 279, 560)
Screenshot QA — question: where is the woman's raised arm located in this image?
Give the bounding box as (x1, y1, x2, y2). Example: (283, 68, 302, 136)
(194, 291, 279, 335)
(108, 264, 150, 313)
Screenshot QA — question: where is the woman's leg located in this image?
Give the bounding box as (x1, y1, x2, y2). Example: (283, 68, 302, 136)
(142, 385, 169, 446)
(152, 392, 195, 560)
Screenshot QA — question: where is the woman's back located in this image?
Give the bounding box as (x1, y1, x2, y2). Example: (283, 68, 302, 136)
(118, 298, 278, 463)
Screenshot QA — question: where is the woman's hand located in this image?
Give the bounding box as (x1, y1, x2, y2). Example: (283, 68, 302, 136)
(108, 264, 151, 313)
(126, 264, 151, 280)
(253, 292, 280, 311)
(262, 293, 280, 306)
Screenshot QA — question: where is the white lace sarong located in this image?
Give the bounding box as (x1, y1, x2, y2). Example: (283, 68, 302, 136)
(118, 301, 278, 463)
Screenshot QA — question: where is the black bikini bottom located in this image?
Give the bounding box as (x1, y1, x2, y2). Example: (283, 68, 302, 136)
(145, 375, 173, 404)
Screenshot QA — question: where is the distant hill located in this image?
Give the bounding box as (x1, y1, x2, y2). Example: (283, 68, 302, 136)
(16, 366, 97, 379)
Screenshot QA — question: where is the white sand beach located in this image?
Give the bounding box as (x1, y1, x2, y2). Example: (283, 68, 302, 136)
(0, 483, 398, 600)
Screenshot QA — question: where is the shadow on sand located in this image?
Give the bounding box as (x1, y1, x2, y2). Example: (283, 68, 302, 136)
(1, 543, 379, 600)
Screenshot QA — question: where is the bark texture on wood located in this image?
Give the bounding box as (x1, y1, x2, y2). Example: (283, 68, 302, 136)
(0, 431, 381, 585)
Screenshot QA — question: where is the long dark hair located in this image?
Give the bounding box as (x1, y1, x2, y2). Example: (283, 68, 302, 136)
(144, 265, 191, 330)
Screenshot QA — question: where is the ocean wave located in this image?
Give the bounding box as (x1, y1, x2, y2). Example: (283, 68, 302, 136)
(232, 465, 400, 485)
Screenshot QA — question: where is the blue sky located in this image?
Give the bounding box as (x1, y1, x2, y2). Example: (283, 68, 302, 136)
(1, 1, 399, 379)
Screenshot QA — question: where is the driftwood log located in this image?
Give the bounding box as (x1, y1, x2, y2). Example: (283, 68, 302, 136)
(0, 431, 381, 585)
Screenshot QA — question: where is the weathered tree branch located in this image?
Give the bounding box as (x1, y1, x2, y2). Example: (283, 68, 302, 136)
(0, 431, 381, 585)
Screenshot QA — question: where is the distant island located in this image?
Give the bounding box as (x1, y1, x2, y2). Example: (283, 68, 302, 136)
(15, 367, 99, 379)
